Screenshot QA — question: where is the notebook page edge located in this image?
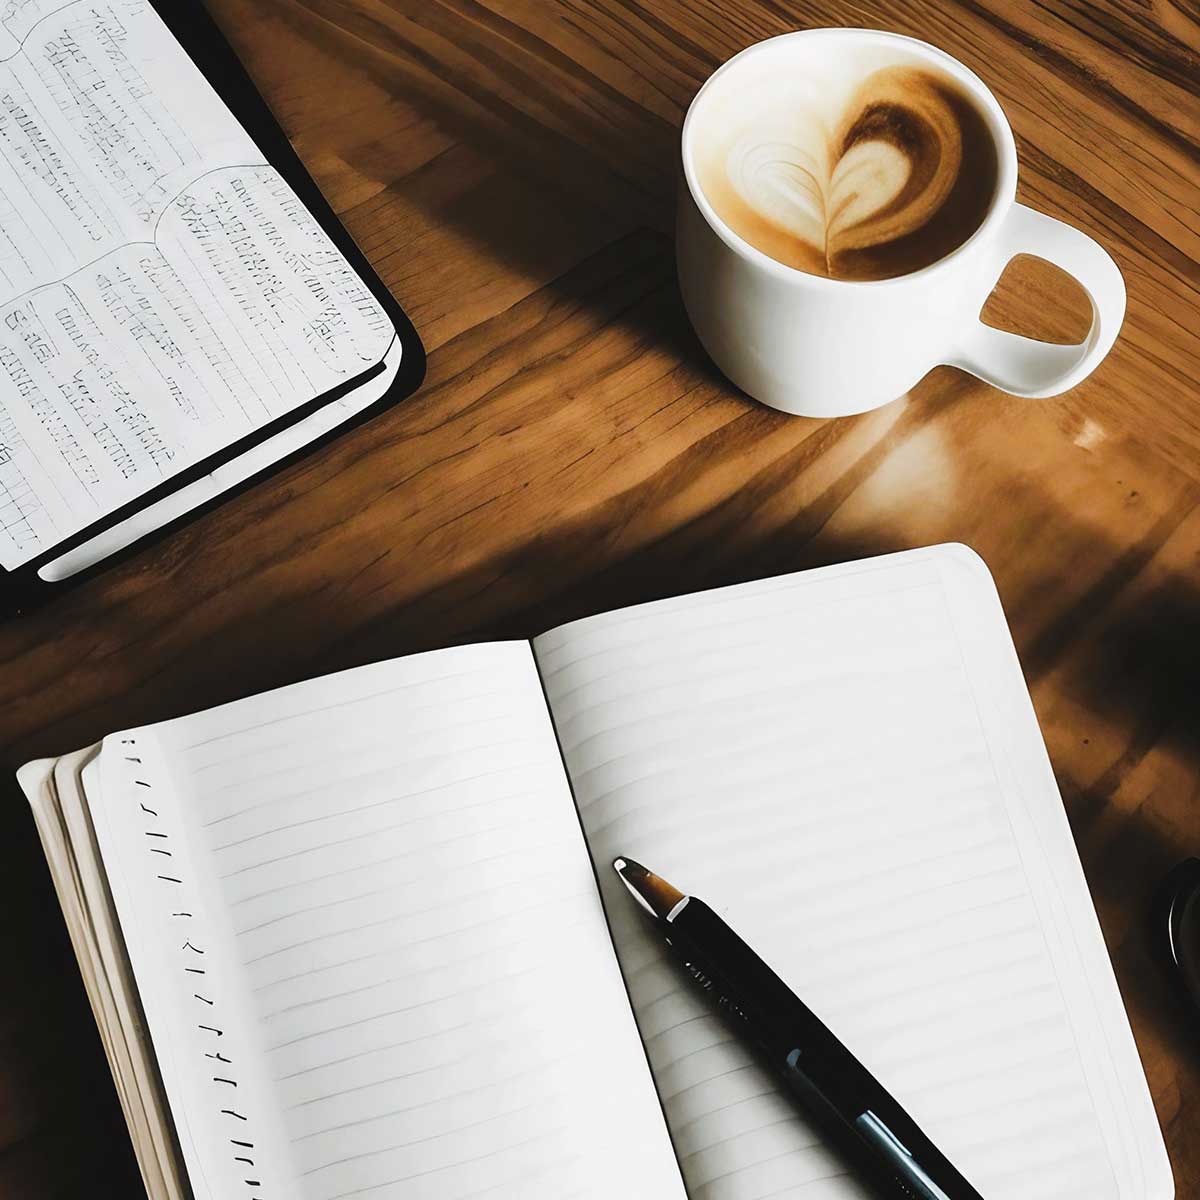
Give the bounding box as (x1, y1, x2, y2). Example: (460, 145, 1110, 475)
(71, 750, 195, 1200)
(18, 751, 190, 1200)
(100, 640, 539, 743)
(533, 544, 961, 657)
(935, 545, 1174, 1199)
(18, 755, 138, 1137)
(38, 338, 405, 582)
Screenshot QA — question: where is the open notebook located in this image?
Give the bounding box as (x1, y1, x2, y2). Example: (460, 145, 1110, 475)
(0, 0, 422, 601)
(19, 545, 1172, 1199)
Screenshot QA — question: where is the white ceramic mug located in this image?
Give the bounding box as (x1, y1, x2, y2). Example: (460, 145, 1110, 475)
(677, 29, 1126, 418)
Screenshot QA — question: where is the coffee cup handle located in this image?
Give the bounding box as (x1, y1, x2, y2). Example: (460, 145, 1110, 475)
(948, 203, 1126, 398)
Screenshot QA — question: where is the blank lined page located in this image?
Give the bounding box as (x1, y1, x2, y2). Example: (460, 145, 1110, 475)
(91, 643, 685, 1200)
(534, 545, 1171, 1200)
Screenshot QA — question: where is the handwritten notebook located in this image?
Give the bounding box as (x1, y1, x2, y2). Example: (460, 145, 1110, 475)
(0, 0, 422, 601)
(19, 546, 1173, 1199)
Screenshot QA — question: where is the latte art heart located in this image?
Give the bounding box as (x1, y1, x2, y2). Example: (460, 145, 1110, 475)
(696, 65, 998, 280)
(730, 142, 827, 251)
(826, 138, 915, 243)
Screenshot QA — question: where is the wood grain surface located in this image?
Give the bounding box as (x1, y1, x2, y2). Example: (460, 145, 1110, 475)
(2, 0, 1198, 1195)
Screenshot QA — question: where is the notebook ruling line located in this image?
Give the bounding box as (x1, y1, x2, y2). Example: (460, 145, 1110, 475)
(19, 545, 1174, 1198)
(0, 0, 425, 610)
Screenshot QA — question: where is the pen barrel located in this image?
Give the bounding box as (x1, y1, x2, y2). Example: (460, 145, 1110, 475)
(667, 900, 983, 1200)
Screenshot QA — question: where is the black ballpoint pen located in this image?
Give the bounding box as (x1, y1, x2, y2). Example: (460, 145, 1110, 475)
(612, 857, 985, 1200)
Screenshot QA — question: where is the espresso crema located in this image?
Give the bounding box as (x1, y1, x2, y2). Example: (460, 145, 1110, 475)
(692, 56, 1000, 280)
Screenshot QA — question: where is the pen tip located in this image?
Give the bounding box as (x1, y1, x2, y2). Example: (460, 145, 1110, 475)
(612, 856, 686, 921)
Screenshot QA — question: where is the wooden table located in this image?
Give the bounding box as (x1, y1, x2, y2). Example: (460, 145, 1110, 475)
(1, 1, 1196, 1194)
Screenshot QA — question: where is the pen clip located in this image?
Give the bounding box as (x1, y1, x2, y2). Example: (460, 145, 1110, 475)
(856, 1111, 953, 1200)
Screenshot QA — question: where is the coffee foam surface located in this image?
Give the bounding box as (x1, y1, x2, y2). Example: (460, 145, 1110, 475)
(691, 44, 999, 280)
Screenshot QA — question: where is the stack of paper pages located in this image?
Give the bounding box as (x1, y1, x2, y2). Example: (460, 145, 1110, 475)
(20, 546, 1173, 1199)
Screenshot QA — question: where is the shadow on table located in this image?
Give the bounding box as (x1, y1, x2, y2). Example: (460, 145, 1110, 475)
(0, 781, 142, 1196)
(285, 0, 689, 227)
(270, 0, 719, 362)
(1051, 567, 1200, 1062)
